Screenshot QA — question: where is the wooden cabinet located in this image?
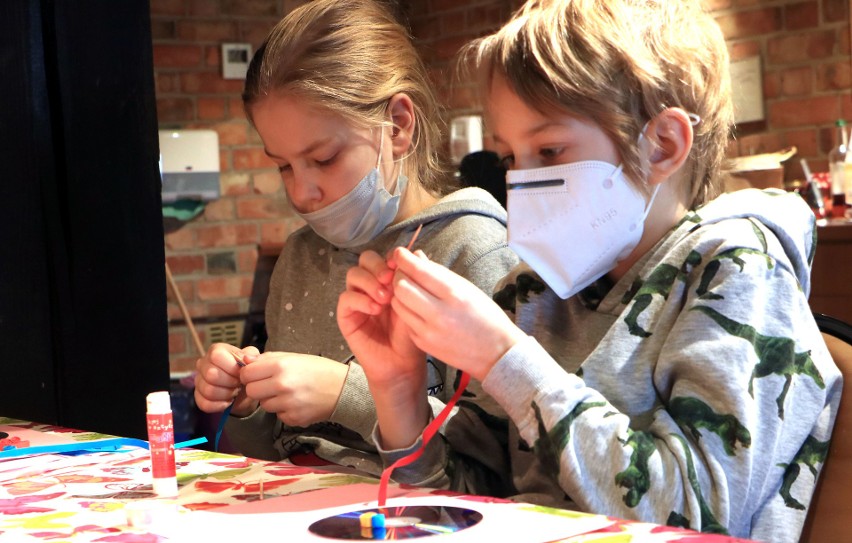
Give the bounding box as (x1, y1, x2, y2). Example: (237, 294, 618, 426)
(810, 219, 852, 325)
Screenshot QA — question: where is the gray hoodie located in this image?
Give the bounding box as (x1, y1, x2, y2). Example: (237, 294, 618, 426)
(379, 188, 841, 542)
(225, 187, 519, 475)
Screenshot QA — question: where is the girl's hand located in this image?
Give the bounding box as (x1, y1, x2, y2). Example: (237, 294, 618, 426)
(194, 343, 260, 416)
(337, 250, 425, 386)
(388, 247, 528, 382)
(238, 352, 348, 427)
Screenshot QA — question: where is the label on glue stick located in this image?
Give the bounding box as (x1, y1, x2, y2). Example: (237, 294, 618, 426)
(146, 411, 177, 495)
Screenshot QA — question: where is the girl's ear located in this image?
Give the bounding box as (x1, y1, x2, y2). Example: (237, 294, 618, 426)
(644, 108, 694, 186)
(388, 93, 416, 159)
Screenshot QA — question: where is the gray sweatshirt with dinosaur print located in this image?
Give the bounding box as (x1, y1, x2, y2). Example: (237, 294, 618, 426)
(378, 188, 842, 542)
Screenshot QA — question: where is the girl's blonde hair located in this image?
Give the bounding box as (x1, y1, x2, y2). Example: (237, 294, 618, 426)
(462, 0, 734, 208)
(243, 0, 451, 195)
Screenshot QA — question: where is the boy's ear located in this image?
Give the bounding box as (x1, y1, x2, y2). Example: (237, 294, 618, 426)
(388, 93, 416, 159)
(644, 108, 693, 185)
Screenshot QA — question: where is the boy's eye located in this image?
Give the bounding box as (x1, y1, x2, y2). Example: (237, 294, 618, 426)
(277, 164, 292, 174)
(539, 147, 564, 160)
(499, 154, 515, 169)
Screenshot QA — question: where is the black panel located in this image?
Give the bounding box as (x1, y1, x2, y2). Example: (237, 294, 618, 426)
(0, 0, 168, 439)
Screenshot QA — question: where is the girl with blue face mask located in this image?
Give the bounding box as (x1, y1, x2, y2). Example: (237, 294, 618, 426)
(193, 0, 518, 474)
(338, 0, 840, 541)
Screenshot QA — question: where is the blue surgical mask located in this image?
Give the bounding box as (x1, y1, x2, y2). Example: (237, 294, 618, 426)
(296, 133, 407, 248)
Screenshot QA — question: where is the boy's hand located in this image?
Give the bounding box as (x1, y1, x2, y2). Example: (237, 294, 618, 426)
(388, 247, 527, 382)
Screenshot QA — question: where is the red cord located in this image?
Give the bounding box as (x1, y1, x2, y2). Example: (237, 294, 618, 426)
(377, 371, 471, 506)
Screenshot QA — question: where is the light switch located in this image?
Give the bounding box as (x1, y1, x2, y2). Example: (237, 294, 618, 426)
(221, 43, 252, 80)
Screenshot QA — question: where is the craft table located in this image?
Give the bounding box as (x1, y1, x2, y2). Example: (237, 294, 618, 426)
(0, 417, 756, 542)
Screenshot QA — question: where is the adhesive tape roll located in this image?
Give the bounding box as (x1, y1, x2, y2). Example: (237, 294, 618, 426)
(125, 499, 179, 528)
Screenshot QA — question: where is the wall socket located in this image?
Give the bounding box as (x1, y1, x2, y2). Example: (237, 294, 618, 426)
(221, 43, 252, 80)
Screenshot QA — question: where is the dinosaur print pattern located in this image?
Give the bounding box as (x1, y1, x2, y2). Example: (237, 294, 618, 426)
(777, 435, 830, 510)
(696, 246, 774, 299)
(531, 400, 605, 477)
(614, 430, 656, 507)
(669, 397, 751, 456)
(622, 251, 701, 337)
(691, 305, 825, 419)
(668, 434, 729, 534)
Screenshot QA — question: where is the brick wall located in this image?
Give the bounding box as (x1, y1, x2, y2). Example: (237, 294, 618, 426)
(155, 0, 851, 374)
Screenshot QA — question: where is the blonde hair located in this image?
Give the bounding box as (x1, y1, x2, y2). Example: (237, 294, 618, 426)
(243, 0, 451, 195)
(461, 0, 734, 208)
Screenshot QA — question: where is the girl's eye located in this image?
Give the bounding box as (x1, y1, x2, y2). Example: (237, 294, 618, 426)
(277, 164, 292, 174)
(316, 153, 337, 167)
(498, 154, 515, 169)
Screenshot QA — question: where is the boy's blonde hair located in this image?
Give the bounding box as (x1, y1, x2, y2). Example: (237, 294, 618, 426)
(243, 0, 451, 195)
(462, 0, 734, 208)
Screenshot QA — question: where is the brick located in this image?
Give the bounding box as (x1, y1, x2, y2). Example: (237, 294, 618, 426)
(233, 147, 276, 170)
(153, 44, 204, 68)
(236, 196, 289, 219)
(432, 35, 472, 60)
(177, 20, 239, 42)
(229, 98, 248, 120)
(195, 223, 259, 247)
(181, 71, 246, 94)
(221, 171, 252, 196)
(780, 66, 814, 96)
(203, 198, 236, 221)
(188, 0, 219, 16)
(157, 97, 195, 123)
(205, 46, 221, 69)
(213, 121, 249, 146)
(763, 70, 781, 99)
(768, 95, 841, 128)
(197, 276, 254, 300)
(252, 169, 283, 194)
(150, 0, 185, 16)
(168, 330, 187, 354)
(728, 40, 761, 61)
(169, 356, 198, 374)
(166, 254, 205, 275)
(784, 128, 820, 157)
(823, 0, 849, 23)
(236, 247, 260, 273)
(166, 278, 195, 304)
(222, 0, 278, 17)
(207, 301, 246, 317)
(240, 22, 275, 47)
(165, 226, 195, 250)
(817, 62, 852, 92)
(150, 20, 176, 40)
(260, 219, 299, 248)
(785, 1, 819, 30)
(715, 8, 782, 40)
(155, 73, 181, 94)
(198, 97, 227, 120)
(166, 301, 205, 321)
(767, 30, 836, 64)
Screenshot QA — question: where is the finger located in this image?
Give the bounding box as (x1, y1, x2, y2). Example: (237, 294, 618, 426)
(391, 273, 433, 328)
(358, 250, 394, 285)
(345, 265, 393, 305)
(391, 247, 460, 299)
(336, 290, 381, 336)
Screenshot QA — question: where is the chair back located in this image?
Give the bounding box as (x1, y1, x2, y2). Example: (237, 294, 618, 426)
(800, 313, 852, 542)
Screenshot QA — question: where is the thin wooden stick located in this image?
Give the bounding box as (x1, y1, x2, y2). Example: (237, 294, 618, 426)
(406, 224, 423, 251)
(164, 261, 206, 358)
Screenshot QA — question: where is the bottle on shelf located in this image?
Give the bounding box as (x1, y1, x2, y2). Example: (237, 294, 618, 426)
(828, 119, 850, 218)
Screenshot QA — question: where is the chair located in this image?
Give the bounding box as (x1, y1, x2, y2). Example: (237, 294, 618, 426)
(800, 313, 852, 542)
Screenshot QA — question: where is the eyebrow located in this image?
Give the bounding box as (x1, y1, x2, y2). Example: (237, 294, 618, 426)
(264, 137, 335, 160)
(491, 121, 569, 146)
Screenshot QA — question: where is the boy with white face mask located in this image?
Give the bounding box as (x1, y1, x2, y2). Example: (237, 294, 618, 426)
(337, 0, 841, 541)
(193, 0, 518, 476)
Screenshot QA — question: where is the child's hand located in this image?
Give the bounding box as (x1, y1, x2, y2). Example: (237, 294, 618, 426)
(388, 247, 528, 381)
(337, 250, 425, 386)
(194, 343, 259, 416)
(237, 352, 348, 427)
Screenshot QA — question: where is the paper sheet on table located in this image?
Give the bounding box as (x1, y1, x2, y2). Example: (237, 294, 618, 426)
(155, 483, 614, 542)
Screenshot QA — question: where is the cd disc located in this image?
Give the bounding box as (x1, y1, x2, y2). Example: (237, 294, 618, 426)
(309, 505, 483, 540)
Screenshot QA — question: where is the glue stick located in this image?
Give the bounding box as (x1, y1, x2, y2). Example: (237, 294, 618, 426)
(146, 391, 178, 497)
